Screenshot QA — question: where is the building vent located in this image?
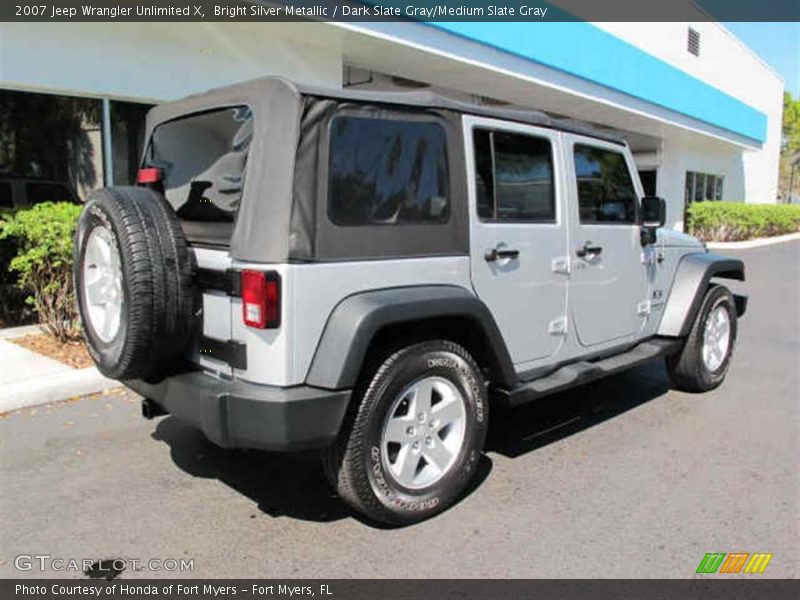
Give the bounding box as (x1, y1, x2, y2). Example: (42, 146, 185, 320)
(687, 27, 700, 56)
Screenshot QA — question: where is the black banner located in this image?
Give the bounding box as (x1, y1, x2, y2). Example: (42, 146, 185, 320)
(2, 579, 800, 600)
(1, 0, 799, 22)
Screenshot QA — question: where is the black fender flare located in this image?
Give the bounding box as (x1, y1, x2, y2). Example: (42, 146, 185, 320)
(658, 252, 745, 337)
(305, 285, 517, 390)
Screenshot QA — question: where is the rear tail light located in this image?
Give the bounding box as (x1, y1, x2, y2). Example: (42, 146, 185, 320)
(136, 167, 162, 185)
(241, 270, 280, 329)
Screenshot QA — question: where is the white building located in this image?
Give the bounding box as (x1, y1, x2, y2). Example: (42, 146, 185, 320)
(0, 14, 784, 229)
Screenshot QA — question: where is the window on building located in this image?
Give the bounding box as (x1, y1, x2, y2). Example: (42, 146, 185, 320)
(25, 182, 78, 205)
(0, 89, 103, 200)
(714, 176, 724, 200)
(694, 173, 706, 203)
(111, 101, 153, 185)
(473, 129, 556, 222)
(0, 90, 154, 200)
(328, 116, 449, 226)
(0, 182, 12, 208)
(638, 169, 657, 197)
(685, 171, 724, 204)
(574, 145, 638, 224)
(688, 27, 701, 56)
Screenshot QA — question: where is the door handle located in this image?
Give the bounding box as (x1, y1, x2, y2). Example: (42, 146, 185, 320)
(576, 242, 603, 258)
(485, 247, 520, 262)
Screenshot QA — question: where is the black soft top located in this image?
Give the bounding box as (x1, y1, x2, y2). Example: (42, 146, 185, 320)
(147, 76, 624, 145)
(145, 77, 625, 264)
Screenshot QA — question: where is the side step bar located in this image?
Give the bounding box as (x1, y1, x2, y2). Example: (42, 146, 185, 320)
(497, 338, 682, 408)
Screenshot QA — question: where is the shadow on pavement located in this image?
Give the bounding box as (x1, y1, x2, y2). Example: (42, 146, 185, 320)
(487, 361, 672, 458)
(152, 415, 493, 526)
(150, 360, 670, 525)
(151, 419, 349, 522)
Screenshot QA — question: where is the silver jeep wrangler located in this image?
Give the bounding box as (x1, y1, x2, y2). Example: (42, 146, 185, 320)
(74, 77, 746, 525)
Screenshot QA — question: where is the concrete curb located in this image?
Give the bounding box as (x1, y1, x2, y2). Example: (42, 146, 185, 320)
(706, 232, 800, 250)
(0, 366, 121, 413)
(0, 323, 45, 340)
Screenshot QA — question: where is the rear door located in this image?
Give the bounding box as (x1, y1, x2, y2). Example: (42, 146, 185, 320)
(465, 116, 569, 368)
(563, 135, 650, 347)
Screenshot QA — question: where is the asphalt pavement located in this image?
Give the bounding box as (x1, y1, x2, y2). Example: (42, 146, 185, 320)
(1, 241, 798, 579)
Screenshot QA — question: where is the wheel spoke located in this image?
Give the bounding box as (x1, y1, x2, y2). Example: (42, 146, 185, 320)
(432, 398, 463, 427)
(86, 278, 106, 306)
(384, 417, 411, 444)
(95, 235, 111, 265)
(423, 439, 452, 473)
(412, 380, 434, 415)
(394, 446, 420, 483)
(100, 307, 114, 339)
(717, 318, 729, 338)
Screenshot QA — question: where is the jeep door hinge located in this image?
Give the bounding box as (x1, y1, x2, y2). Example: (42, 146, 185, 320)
(551, 256, 570, 275)
(548, 316, 568, 336)
(637, 300, 652, 316)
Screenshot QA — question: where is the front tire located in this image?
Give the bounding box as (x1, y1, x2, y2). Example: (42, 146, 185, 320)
(323, 340, 488, 526)
(666, 285, 738, 392)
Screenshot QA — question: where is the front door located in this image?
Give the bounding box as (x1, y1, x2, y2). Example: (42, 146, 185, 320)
(465, 116, 569, 367)
(565, 136, 650, 347)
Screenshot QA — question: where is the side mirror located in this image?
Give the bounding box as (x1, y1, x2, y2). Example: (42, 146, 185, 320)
(641, 196, 666, 229)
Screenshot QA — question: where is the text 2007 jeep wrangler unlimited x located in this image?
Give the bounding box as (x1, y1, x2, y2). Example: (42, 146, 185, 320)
(74, 77, 746, 525)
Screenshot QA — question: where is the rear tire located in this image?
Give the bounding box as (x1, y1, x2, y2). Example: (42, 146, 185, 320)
(322, 340, 488, 526)
(666, 285, 737, 393)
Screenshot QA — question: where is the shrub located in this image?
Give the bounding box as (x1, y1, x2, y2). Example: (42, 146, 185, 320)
(687, 202, 800, 242)
(0, 202, 82, 341)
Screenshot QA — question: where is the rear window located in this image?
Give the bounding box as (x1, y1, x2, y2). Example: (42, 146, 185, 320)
(146, 106, 252, 245)
(328, 116, 449, 226)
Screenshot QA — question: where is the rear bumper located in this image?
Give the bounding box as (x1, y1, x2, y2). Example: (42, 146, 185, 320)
(126, 372, 350, 451)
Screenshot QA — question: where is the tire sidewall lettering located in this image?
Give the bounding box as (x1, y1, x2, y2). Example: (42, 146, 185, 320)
(368, 445, 440, 512)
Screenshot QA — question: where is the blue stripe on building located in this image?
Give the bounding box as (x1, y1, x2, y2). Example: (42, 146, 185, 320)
(428, 21, 767, 143)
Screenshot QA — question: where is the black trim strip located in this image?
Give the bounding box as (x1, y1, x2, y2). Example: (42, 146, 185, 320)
(197, 336, 247, 370)
(196, 268, 241, 297)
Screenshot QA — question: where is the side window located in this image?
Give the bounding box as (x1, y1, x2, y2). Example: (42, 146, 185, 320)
(328, 116, 449, 226)
(573, 145, 638, 224)
(473, 129, 556, 222)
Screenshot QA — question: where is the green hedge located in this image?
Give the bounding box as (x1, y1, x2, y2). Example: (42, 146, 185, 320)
(687, 202, 800, 242)
(0, 202, 82, 339)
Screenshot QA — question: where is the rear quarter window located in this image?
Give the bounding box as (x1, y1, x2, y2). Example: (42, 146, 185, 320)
(146, 106, 252, 245)
(328, 116, 450, 226)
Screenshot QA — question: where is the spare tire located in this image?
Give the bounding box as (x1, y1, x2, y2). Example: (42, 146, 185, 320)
(74, 186, 195, 381)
